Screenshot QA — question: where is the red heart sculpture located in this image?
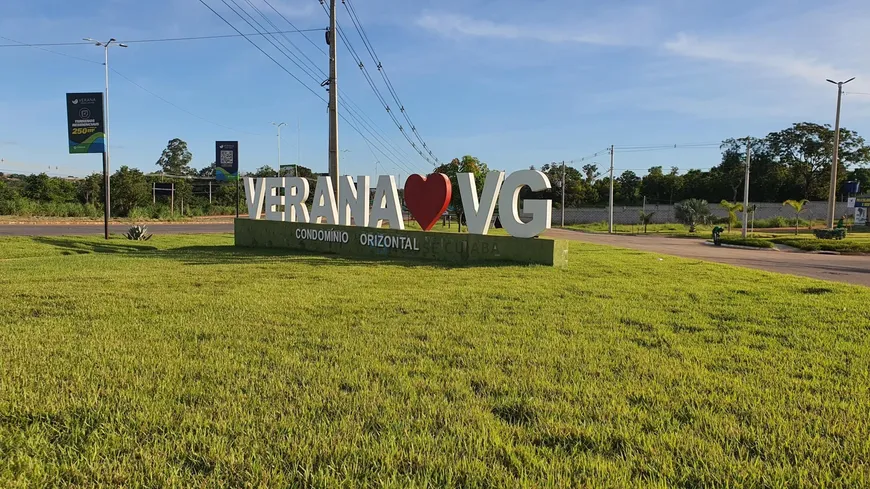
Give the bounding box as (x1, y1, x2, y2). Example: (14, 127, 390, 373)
(404, 173, 452, 231)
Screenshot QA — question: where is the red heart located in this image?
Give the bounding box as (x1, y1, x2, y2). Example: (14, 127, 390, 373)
(404, 173, 452, 231)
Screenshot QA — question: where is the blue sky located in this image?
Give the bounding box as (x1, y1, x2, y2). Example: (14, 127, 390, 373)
(1, 0, 869, 180)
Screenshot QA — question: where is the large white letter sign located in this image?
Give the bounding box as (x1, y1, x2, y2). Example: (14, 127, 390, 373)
(458, 171, 504, 235)
(497, 170, 552, 238)
(338, 175, 370, 227)
(264, 177, 285, 221)
(369, 175, 405, 229)
(310, 176, 339, 224)
(244, 178, 267, 220)
(283, 177, 310, 223)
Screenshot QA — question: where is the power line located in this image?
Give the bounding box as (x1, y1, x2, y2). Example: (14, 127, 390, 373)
(320, 1, 435, 168)
(0, 36, 101, 64)
(0, 30, 325, 48)
(109, 69, 264, 136)
(340, 0, 440, 165)
(197, 0, 420, 175)
(208, 0, 418, 174)
(1, 35, 264, 137)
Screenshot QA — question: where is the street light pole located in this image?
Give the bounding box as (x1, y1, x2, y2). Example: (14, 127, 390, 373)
(826, 77, 855, 228)
(742, 137, 751, 239)
(272, 122, 286, 176)
(84, 37, 127, 240)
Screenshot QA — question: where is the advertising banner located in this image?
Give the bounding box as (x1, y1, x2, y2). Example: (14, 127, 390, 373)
(215, 141, 239, 181)
(66, 92, 105, 154)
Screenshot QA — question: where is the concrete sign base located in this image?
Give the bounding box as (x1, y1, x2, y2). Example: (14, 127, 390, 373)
(234, 219, 568, 267)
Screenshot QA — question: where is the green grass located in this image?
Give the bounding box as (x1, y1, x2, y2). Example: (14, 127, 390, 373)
(1, 235, 869, 487)
(770, 236, 870, 253)
(566, 222, 713, 237)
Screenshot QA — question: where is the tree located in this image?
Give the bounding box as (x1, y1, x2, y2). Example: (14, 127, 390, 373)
(155, 138, 194, 175)
(111, 166, 150, 216)
(639, 211, 655, 234)
(766, 123, 870, 200)
(617, 171, 641, 205)
(783, 199, 809, 235)
(432, 156, 490, 231)
(252, 165, 278, 177)
(641, 167, 667, 204)
(539, 162, 583, 208)
(77, 173, 103, 206)
(664, 167, 683, 204)
(719, 200, 744, 233)
(674, 199, 711, 233)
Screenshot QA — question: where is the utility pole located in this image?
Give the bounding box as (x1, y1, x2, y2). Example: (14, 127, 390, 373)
(296, 117, 301, 177)
(560, 160, 566, 227)
(272, 122, 286, 175)
(608, 145, 615, 234)
(84, 37, 127, 239)
(742, 137, 751, 238)
(327, 0, 340, 200)
(826, 77, 855, 228)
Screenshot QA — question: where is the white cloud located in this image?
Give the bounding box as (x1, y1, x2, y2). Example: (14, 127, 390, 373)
(415, 13, 616, 46)
(663, 33, 862, 88)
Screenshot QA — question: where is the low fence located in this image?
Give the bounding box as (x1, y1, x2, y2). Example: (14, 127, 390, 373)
(551, 201, 852, 225)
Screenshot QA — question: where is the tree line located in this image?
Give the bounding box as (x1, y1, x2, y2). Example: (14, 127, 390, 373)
(2, 121, 869, 219)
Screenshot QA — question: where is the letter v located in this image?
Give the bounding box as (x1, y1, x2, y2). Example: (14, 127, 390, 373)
(457, 171, 504, 235)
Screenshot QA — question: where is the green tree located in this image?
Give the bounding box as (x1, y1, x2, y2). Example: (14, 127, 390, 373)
(641, 167, 667, 204)
(766, 123, 870, 200)
(617, 171, 641, 205)
(155, 138, 194, 175)
(22, 173, 53, 202)
(674, 198, 711, 233)
(719, 200, 744, 233)
(433, 156, 490, 231)
(111, 166, 150, 216)
(783, 199, 809, 235)
(77, 173, 103, 206)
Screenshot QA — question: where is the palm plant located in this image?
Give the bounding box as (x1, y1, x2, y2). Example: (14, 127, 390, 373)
(638, 211, 655, 234)
(674, 199, 711, 233)
(783, 199, 809, 235)
(719, 200, 744, 233)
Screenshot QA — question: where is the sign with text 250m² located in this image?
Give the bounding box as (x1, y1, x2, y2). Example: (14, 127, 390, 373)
(66, 93, 105, 154)
(215, 141, 239, 181)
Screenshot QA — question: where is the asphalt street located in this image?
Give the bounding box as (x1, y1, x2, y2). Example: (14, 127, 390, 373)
(2, 222, 867, 286)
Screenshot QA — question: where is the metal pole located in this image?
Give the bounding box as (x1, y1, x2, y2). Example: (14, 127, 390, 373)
(608, 145, 615, 234)
(742, 137, 751, 238)
(829, 85, 843, 227)
(235, 177, 240, 218)
(171, 183, 175, 216)
(296, 117, 300, 177)
(826, 77, 855, 227)
(560, 160, 566, 227)
(152, 182, 156, 204)
(209, 181, 212, 204)
(328, 0, 340, 201)
(103, 44, 110, 239)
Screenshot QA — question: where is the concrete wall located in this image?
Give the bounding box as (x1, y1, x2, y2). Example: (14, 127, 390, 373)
(551, 201, 852, 225)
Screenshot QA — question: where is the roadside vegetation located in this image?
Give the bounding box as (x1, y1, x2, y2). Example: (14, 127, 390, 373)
(1, 234, 869, 487)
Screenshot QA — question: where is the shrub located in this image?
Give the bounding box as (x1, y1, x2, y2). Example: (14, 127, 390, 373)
(813, 229, 846, 240)
(716, 237, 775, 249)
(124, 225, 152, 241)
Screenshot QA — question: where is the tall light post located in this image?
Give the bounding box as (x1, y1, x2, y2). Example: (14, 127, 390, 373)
(83, 37, 127, 239)
(272, 122, 286, 176)
(826, 77, 855, 228)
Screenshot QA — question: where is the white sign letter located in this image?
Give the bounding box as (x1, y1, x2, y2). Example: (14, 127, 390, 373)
(283, 177, 310, 223)
(309, 176, 339, 224)
(497, 170, 552, 238)
(264, 177, 285, 221)
(338, 175, 370, 227)
(458, 171, 504, 235)
(369, 175, 404, 229)
(244, 177, 267, 220)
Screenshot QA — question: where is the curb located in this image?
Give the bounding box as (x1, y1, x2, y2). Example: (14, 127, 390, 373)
(703, 241, 776, 251)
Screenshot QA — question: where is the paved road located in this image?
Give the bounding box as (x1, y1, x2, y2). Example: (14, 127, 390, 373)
(3, 222, 868, 286)
(0, 222, 234, 236)
(546, 228, 870, 287)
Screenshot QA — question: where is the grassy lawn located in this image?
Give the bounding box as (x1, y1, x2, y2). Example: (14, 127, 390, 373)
(711, 237, 775, 249)
(770, 236, 870, 253)
(565, 222, 714, 237)
(1, 234, 869, 487)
